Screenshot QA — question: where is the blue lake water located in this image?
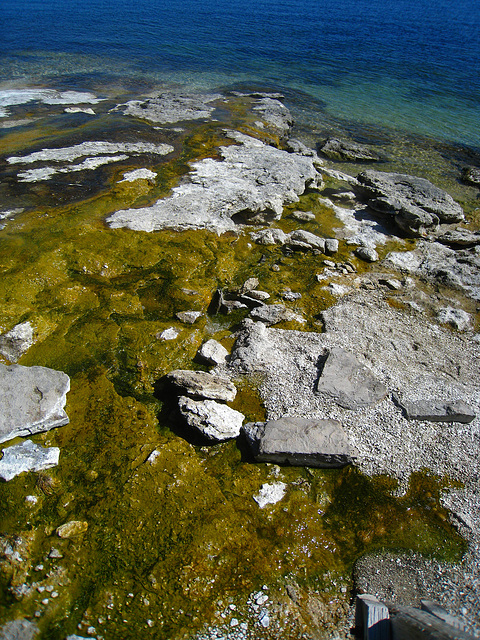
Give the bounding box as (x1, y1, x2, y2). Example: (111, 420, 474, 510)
(1, 0, 479, 146)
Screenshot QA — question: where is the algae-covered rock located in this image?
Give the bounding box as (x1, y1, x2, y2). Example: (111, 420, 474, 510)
(0, 322, 34, 362)
(56, 520, 88, 538)
(0, 364, 70, 444)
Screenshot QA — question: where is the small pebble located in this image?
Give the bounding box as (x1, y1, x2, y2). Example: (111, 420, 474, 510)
(51, 591, 59, 598)
(45, 585, 54, 593)
(271, 264, 281, 272)
(230, 618, 239, 627)
(34, 564, 44, 571)
(42, 598, 49, 605)
(147, 619, 154, 628)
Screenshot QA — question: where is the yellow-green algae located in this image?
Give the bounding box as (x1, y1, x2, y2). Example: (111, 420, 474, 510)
(0, 111, 471, 639)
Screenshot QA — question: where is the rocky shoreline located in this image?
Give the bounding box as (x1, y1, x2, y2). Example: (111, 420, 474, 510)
(0, 86, 479, 639)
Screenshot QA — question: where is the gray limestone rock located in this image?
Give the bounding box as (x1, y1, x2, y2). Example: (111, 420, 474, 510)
(197, 339, 229, 366)
(178, 396, 244, 441)
(325, 238, 339, 255)
(250, 304, 305, 326)
(0, 364, 70, 444)
(251, 97, 293, 137)
(383, 242, 480, 301)
(319, 137, 380, 162)
(461, 166, 480, 187)
(420, 600, 470, 633)
(355, 246, 379, 262)
(0, 440, 60, 481)
(0, 322, 34, 362)
(243, 417, 353, 467)
(356, 171, 464, 237)
(315, 347, 388, 410)
(355, 594, 390, 640)
(436, 229, 480, 248)
(250, 228, 288, 245)
(166, 369, 237, 402)
(0, 619, 39, 640)
(399, 399, 475, 423)
(106, 132, 320, 233)
(175, 310, 203, 324)
(290, 210, 316, 222)
(390, 606, 475, 640)
(116, 91, 222, 124)
(287, 230, 326, 252)
(437, 307, 471, 331)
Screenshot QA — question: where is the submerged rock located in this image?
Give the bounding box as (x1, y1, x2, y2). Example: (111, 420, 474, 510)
(0, 364, 70, 444)
(316, 347, 388, 410)
(166, 369, 237, 402)
(0, 440, 60, 482)
(319, 137, 380, 162)
(56, 520, 89, 538)
(0, 321, 34, 362)
(253, 482, 287, 507)
(243, 417, 353, 467)
(178, 396, 244, 441)
(0, 618, 39, 640)
(356, 170, 464, 237)
(106, 132, 321, 233)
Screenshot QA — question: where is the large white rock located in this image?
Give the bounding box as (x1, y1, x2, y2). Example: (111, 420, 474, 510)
(178, 396, 244, 441)
(0, 440, 60, 481)
(0, 364, 70, 444)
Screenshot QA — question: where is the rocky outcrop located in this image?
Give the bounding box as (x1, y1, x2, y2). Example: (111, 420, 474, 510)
(0, 364, 70, 444)
(178, 396, 244, 441)
(383, 241, 480, 300)
(106, 132, 322, 233)
(356, 170, 464, 237)
(319, 137, 380, 162)
(0, 440, 60, 481)
(115, 91, 222, 124)
(243, 417, 353, 467)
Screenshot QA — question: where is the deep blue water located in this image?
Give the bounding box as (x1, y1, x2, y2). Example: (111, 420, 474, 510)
(1, 0, 479, 145)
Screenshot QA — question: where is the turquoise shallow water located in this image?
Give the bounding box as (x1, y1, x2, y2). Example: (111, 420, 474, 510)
(1, 0, 479, 147)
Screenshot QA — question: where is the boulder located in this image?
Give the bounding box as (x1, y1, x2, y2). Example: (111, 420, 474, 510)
(315, 347, 388, 410)
(0, 440, 60, 482)
(356, 171, 464, 237)
(197, 339, 229, 366)
(319, 137, 380, 162)
(399, 398, 475, 423)
(243, 417, 353, 467)
(107, 132, 321, 233)
(0, 322, 34, 362)
(250, 304, 305, 326)
(0, 364, 70, 444)
(166, 369, 237, 402)
(178, 396, 244, 441)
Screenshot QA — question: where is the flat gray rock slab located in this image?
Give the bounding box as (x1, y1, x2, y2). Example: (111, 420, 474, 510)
(178, 396, 244, 441)
(166, 369, 237, 402)
(420, 600, 469, 633)
(250, 304, 305, 326)
(243, 417, 353, 467)
(399, 399, 475, 423)
(0, 364, 70, 444)
(316, 347, 388, 410)
(0, 439, 60, 481)
(116, 91, 222, 124)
